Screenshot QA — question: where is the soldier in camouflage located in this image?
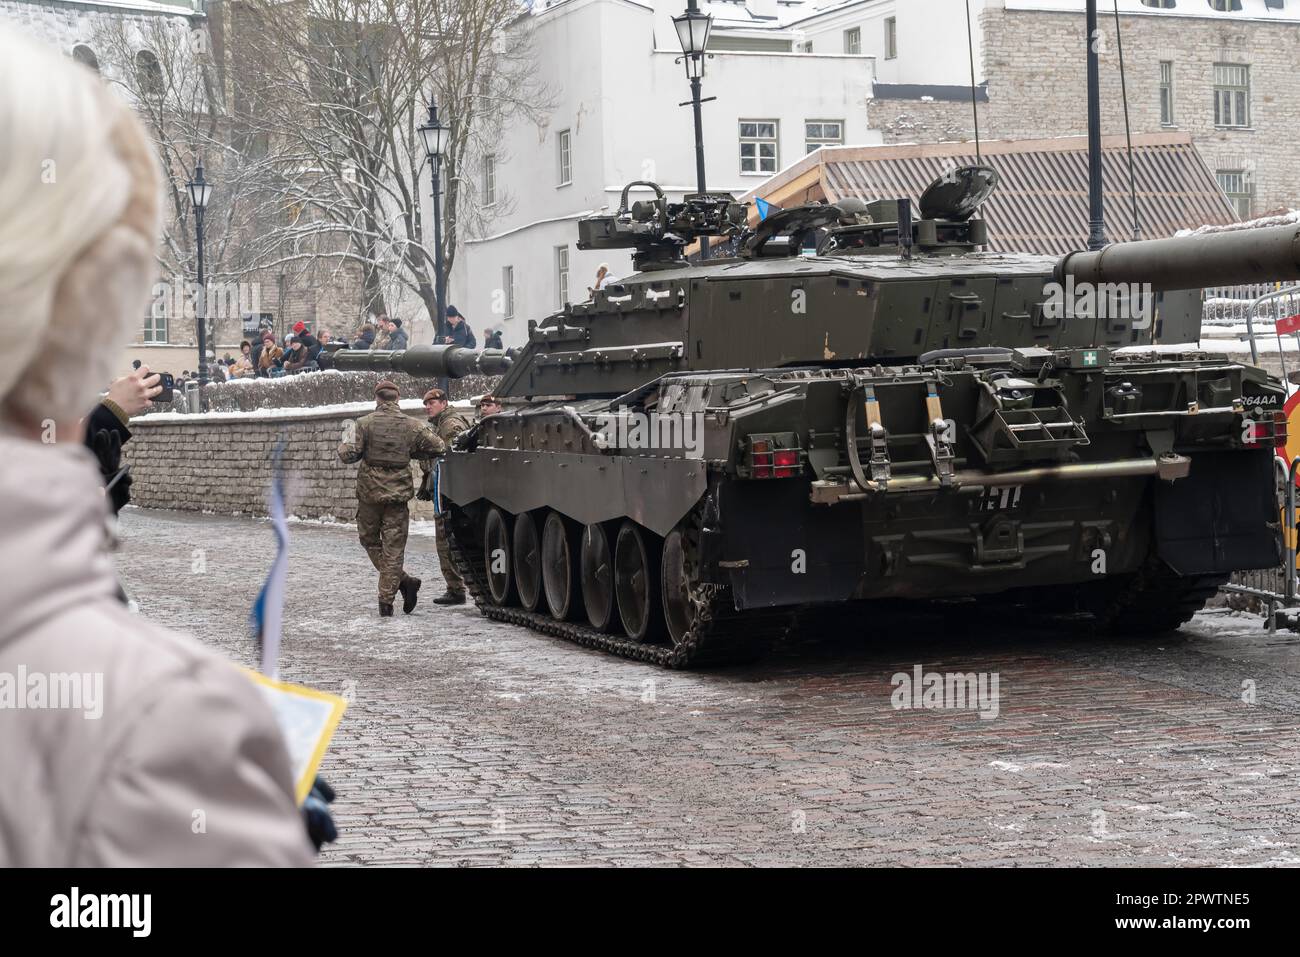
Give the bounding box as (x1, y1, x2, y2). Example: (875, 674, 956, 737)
(418, 387, 472, 605)
(339, 381, 446, 616)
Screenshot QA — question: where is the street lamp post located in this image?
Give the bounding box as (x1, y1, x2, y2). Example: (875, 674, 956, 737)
(186, 160, 212, 405)
(673, 0, 714, 260)
(418, 102, 451, 344)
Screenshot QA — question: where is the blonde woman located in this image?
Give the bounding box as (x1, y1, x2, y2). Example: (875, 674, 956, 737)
(0, 27, 312, 867)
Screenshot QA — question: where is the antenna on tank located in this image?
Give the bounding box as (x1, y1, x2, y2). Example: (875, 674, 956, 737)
(1113, 0, 1140, 241)
(965, 0, 982, 162)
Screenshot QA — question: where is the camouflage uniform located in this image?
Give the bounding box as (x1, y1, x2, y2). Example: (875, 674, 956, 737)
(423, 405, 472, 596)
(339, 400, 445, 605)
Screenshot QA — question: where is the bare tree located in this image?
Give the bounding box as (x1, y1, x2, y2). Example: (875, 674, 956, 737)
(92, 15, 274, 344)
(234, 0, 548, 333)
(93, 18, 257, 284)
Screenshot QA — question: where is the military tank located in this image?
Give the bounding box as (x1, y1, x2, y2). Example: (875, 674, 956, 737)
(333, 170, 1300, 667)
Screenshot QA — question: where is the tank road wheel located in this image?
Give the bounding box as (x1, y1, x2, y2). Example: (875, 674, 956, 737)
(614, 521, 664, 642)
(512, 510, 543, 612)
(661, 526, 697, 647)
(482, 506, 516, 607)
(541, 511, 581, 621)
(580, 522, 617, 631)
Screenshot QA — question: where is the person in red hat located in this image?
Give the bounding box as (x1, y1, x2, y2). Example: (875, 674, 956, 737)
(292, 321, 319, 360)
(338, 381, 447, 615)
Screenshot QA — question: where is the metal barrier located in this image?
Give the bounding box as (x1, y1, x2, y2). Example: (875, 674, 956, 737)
(1222, 453, 1299, 630)
(1243, 285, 1300, 369)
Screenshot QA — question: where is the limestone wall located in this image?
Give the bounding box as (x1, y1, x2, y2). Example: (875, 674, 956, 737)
(123, 401, 444, 521)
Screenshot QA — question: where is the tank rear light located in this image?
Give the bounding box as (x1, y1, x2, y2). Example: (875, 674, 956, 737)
(744, 434, 803, 479)
(1248, 410, 1288, 446)
(773, 449, 799, 476)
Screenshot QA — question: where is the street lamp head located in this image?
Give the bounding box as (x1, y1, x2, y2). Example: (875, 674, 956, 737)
(418, 102, 450, 161)
(187, 159, 211, 210)
(673, 1, 713, 59)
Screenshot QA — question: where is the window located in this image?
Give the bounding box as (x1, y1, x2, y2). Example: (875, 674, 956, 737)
(1217, 169, 1253, 218)
(1208, 0, 1242, 10)
(739, 120, 778, 175)
(1159, 61, 1175, 125)
(71, 44, 99, 73)
(483, 154, 496, 206)
(884, 17, 897, 59)
(556, 129, 571, 186)
(136, 49, 163, 97)
(555, 246, 570, 308)
(502, 265, 515, 319)
(805, 120, 844, 154)
(843, 27, 860, 55)
(1213, 63, 1250, 127)
(1140, 0, 1176, 8)
(143, 311, 168, 345)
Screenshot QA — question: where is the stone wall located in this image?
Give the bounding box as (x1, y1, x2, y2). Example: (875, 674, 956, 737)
(867, 96, 979, 146)
(124, 403, 441, 522)
(198, 368, 500, 412)
(869, 6, 1300, 215)
(983, 6, 1300, 214)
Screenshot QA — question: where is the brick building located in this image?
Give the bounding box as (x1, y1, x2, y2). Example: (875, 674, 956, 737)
(843, 0, 1300, 220)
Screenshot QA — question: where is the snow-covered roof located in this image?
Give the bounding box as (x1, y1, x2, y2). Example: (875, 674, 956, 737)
(1177, 209, 1300, 236)
(27, 0, 201, 15)
(1005, 0, 1300, 25)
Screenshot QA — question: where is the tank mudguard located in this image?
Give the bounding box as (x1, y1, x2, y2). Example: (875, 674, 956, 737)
(710, 477, 867, 608)
(441, 449, 707, 538)
(1154, 450, 1280, 574)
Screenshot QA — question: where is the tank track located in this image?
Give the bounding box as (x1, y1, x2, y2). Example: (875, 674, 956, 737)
(1085, 562, 1229, 636)
(443, 510, 791, 668)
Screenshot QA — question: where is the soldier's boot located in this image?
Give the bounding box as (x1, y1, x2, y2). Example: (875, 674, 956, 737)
(379, 601, 394, 618)
(433, 591, 467, 606)
(399, 576, 421, 615)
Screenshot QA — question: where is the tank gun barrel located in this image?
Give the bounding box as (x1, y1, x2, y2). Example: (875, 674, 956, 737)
(327, 344, 513, 378)
(1055, 222, 1300, 292)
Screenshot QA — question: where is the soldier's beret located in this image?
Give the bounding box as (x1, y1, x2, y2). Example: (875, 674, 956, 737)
(375, 380, 399, 396)
(423, 388, 447, 402)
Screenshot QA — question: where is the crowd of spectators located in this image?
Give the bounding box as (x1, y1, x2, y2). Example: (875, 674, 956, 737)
(165, 308, 494, 390)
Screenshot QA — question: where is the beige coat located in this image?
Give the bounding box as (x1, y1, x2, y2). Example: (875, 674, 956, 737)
(0, 435, 314, 866)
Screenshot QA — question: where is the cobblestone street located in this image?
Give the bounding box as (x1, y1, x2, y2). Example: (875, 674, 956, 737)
(115, 507, 1300, 867)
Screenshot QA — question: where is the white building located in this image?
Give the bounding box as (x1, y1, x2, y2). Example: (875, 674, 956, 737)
(451, 0, 881, 348)
(0, 0, 201, 71)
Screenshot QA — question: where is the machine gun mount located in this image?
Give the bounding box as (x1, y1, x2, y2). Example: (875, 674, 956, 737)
(576, 181, 747, 270)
